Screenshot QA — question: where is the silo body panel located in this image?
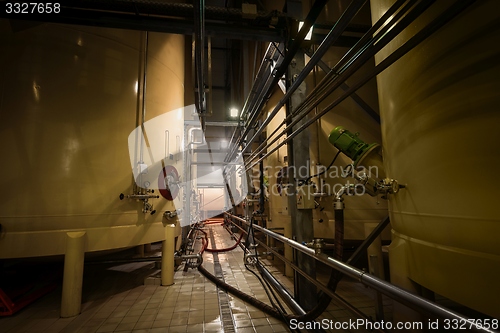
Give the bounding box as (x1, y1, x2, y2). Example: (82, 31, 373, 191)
(0, 24, 184, 258)
(371, 1, 500, 317)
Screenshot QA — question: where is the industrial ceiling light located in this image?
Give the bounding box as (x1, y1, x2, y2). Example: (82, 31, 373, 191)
(229, 107, 239, 118)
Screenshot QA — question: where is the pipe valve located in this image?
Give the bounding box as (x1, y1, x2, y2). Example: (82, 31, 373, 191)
(305, 238, 325, 255)
(164, 209, 183, 220)
(119, 192, 159, 215)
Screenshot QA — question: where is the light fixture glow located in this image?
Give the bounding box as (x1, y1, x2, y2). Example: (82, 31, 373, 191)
(230, 108, 239, 118)
(298, 21, 313, 41)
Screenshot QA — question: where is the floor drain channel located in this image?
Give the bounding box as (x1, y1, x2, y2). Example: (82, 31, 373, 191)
(209, 226, 236, 333)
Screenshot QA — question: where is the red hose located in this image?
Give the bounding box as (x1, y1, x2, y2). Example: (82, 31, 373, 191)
(199, 229, 209, 254)
(204, 231, 244, 253)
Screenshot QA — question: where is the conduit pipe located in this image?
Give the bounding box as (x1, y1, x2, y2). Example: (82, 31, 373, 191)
(246, 0, 473, 171)
(225, 213, 497, 333)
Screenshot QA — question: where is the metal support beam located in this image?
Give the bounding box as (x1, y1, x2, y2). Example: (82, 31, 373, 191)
(304, 48, 380, 124)
(286, 50, 317, 310)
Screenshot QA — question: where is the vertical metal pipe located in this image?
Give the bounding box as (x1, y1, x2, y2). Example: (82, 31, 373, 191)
(207, 36, 212, 117)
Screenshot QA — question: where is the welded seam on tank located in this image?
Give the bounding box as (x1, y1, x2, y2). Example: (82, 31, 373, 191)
(209, 226, 236, 333)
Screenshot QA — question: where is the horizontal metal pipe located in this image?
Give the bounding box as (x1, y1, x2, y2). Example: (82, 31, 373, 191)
(226, 215, 385, 330)
(225, 213, 497, 333)
(226, 0, 329, 162)
(258, 263, 306, 316)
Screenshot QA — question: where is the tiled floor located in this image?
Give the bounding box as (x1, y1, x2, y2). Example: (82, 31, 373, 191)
(0, 222, 392, 333)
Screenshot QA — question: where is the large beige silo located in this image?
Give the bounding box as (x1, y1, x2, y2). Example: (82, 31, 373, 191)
(371, 0, 500, 317)
(0, 22, 184, 259)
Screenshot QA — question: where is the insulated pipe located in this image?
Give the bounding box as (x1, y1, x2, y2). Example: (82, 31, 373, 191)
(245, 0, 471, 171)
(227, 43, 283, 163)
(225, 213, 498, 333)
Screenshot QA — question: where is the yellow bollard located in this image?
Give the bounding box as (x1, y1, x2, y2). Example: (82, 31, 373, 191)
(61, 231, 86, 318)
(161, 224, 176, 286)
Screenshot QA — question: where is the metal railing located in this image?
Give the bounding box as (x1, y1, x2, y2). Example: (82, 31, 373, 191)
(224, 212, 498, 333)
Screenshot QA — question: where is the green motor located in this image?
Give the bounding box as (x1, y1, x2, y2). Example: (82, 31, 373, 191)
(328, 126, 378, 166)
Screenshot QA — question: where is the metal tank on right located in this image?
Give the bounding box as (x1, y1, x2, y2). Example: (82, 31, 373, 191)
(370, 0, 500, 318)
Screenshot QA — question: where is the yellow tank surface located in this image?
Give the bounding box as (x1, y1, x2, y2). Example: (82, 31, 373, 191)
(371, 0, 500, 317)
(0, 23, 184, 259)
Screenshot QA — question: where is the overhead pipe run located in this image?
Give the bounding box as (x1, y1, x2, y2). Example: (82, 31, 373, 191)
(226, 42, 283, 155)
(303, 48, 380, 124)
(244, 0, 416, 169)
(47, 1, 281, 23)
(243, 0, 411, 166)
(0, 1, 286, 41)
(226, 0, 330, 163)
(245, 0, 474, 171)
